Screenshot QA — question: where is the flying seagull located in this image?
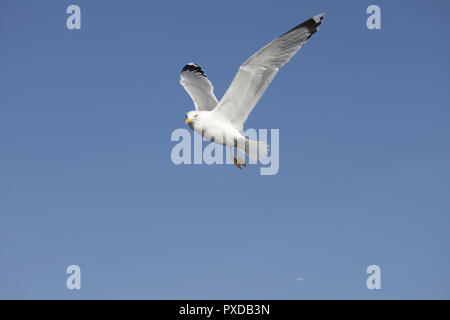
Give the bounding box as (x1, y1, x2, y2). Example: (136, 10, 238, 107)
(180, 13, 325, 168)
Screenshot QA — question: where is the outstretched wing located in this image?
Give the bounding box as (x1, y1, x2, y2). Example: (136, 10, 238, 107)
(214, 14, 325, 130)
(180, 63, 219, 111)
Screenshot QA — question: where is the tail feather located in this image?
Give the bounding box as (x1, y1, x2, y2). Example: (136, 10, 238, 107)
(237, 139, 269, 161)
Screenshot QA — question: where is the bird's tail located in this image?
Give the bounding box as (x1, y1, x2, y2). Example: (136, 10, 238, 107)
(237, 138, 269, 161)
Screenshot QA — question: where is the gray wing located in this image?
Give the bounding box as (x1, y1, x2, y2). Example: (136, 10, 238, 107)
(213, 13, 325, 130)
(180, 63, 219, 111)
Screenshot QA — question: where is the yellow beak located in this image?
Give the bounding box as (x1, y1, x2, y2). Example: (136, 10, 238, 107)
(185, 117, 192, 124)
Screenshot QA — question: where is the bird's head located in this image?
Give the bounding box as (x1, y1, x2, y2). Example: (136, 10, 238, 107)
(185, 110, 199, 125)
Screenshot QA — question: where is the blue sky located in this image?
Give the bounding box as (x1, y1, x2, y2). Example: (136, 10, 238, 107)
(0, 0, 449, 299)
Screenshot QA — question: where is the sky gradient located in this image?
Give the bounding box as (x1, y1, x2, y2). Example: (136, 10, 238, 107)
(1, 0, 449, 299)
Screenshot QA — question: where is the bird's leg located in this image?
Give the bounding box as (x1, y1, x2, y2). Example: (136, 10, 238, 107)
(229, 146, 241, 169)
(236, 150, 247, 167)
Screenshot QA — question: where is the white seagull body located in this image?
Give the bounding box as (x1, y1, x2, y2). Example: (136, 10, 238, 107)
(180, 13, 325, 168)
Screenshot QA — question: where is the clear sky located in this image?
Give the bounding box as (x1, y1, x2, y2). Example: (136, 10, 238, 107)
(1, 0, 449, 299)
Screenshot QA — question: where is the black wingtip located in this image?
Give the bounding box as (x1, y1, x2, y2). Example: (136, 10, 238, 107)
(281, 13, 325, 38)
(181, 63, 206, 77)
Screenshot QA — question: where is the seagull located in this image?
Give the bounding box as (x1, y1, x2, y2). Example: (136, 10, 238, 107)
(180, 13, 325, 168)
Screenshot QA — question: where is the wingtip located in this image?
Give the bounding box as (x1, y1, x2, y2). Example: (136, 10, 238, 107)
(280, 13, 325, 38)
(181, 63, 206, 77)
(314, 13, 325, 24)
